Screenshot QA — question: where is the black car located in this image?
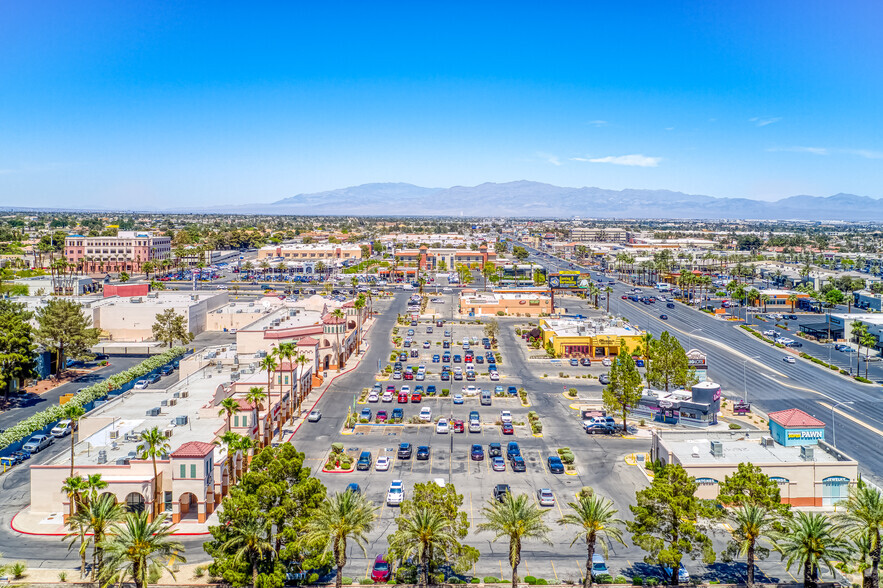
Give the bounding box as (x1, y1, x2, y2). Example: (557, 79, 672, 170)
(493, 483, 511, 502)
(441, 371, 450, 381)
(410, 350, 418, 358)
(506, 441, 520, 459)
(580, 358, 591, 366)
(548, 456, 565, 473)
(488, 442, 502, 458)
(475, 356, 484, 364)
(160, 365, 174, 376)
(510, 456, 526, 472)
(147, 373, 161, 384)
(356, 451, 372, 471)
(471, 444, 485, 460)
(416, 446, 430, 460)
(660, 314, 668, 320)
(666, 302, 675, 309)
(397, 443, 412, 459)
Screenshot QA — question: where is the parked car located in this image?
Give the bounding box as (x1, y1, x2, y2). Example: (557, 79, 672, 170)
(307, 410, 322, 422)
(453, 394, 464, 404)
(783, 356, 796, 363)
(599, 374, 610, 385)
(436, 418, 449, 434)
(398, 443, 412, 459)
(386, 480, 404, 506)
(371, 555, 392, 582)
(376, 410, 388, 423)
(22, 434, 52, 453)
(451, 419, 465, 433)
(416, 445, 430, 460)
(360, 408, 372, 420)
(492, 456, 506, 471)
(506, 441, 520, 458)
(493, 484, 511, 502)
(391, 408, 404, 421)
(133, 379, 149, 390)
(471, 444, 485, 460)
(356, 451, 372, 470)
(419, 407, 432, 422)
(346, 483, 361, 495)
(51, 420, 73, 437)
(510, 456, 526, 471)
(591, 554, 609, 580)
(548, 456, 565, 473)
(488, 442, 502, 457)
(501, 422, 514, 435)
(537, 488, 555, 506)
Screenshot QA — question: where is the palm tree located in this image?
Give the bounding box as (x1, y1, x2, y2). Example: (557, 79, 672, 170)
(477, 493, 552, 588)
(604, 286, 613, 313)
(353, 294, 366, 354)
(69, 493, 124, 580)
(215, 430, 243, 488)
(259, 354, 278, 402)
(295, 352, 310, 416)
(98, 511, 185, 588)
(137, 427, 170, 518)
(727, 505, 777, 588)
(388, 506, 457, 588)
(245, 386, 268, 446)
(218, 397, 240, 432)
(331, 308, 345, 372)
(776, 511, 849, 588)
(220, 517, 276, 588)
(836, 482, 883, 588)
(275, 342, 296, 433)
(63, 508, 90, 578)
(557, 494, 625, 588)
(788, 293, 799, 312)
(84, 472, 109, 505)
(305, 490, 377, 588)
(62, 475, 89, 519)
(64, 403, 86, 478)
(760, 294, 770, 313)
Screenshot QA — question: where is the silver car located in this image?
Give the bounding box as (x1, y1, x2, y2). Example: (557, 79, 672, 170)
(23, 434, 53, 453)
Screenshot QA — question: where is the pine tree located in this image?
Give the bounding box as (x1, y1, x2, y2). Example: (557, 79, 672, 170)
(602, 349, 643, 433)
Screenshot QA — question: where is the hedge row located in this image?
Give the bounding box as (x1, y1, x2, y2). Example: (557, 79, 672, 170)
(0, 347, 186, 451)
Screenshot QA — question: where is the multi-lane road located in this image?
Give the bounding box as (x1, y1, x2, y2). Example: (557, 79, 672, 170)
(520, 244, 883, 486)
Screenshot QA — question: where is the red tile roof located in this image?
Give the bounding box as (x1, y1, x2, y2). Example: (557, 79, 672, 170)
(322, 313, 346, 324)
(263, 325, 323, 340)
(297, 337, 319, 346)
(170, 441, 216, 459)
(768, 408, 825, 428)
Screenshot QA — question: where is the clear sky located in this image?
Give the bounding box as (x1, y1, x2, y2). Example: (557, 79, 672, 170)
(1, 1, 882, 209)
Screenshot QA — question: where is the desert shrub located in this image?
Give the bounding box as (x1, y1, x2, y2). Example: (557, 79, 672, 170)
(524, 576, 537, 585)
(632, 576, 644, 585)
(341, 578, 353, 585)
(579, 486, 594, 498)
(484, 577, 502, 584)
(728, 423, 742, 429)
(615, 576, 629, 584)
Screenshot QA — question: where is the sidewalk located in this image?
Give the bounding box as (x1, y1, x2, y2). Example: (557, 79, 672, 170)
(11, 506, 218, 537)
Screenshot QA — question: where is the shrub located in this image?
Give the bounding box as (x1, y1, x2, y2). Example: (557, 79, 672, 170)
(532, 422, 543, 433)
(840, 369, 849, 375)
(441, 389, 450, 397)
(484, 577, 502, 584)
(525, 576, 537, 585)
(615, 576, 629, 584)
(639, 419, 646, 426)
(10, 562, 26, 579)
(632, 576, 644, 586)
(645, 579, 658, 587)
(148, 568, 163, 584)
(728, 423, 742, 430)
(568, 388, 578, 397)
(598, 574, 614, 584)
(342, 578, 353, 585)
(449, 578, 465, 584)
(579, 486, 594, 498)
(58, 571, 68, 582)
(856, 376, 872, 383)
(331, 442, 344, 454)
(308, 573, 320, 584)
(395, 567, 417, 584)
(194, 566, 205, 578)
(536, 580, 549, 585)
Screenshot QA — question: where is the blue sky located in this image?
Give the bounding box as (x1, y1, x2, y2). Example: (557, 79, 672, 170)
(1, 1, 882, 209)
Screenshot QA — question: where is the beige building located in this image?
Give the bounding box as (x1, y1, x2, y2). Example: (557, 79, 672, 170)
(92, 291, 228, 341)
(458, 289, 552, 317)
(570, 227, 630, 243)
(257, 244, 363, 262)
(650, 430, 858, 507)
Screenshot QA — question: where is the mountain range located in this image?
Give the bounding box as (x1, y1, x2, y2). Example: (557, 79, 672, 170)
(206, 181, 882, 221)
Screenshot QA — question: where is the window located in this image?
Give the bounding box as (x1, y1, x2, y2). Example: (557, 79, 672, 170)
(191, 464, 197, 478)
(180, 464, 186, 478)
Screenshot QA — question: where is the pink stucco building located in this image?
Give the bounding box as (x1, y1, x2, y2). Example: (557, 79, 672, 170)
(64, 231, 172, 273)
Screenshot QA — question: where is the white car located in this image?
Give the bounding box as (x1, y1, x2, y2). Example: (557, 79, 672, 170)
(308, 410, 322, 422)
(763, 330, 776, 337)
(419, 407, 432, 422)
(375, 456, 391, 471)
(783, 356, 796, 364)
(537, 488, 555, 507)
(436, 418, 449, 434)
(50, 419, 73, 438)
(387, 480, 404, 505)
(500, 410, 512, 424)
(367, 392, 380, 403)
(463, 385, 478, 395)
(489, 372, 500, 381)
(602, 358, 612, 367)
(133, 380, 149, 390)
(381, 391, 393, 402)
(401, 385, 410, 395)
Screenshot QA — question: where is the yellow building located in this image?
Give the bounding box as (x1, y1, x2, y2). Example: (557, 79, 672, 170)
(538, 318, 644, 359)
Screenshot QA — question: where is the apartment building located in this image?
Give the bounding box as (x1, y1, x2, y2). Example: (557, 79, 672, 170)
(64, 232, 172, 273)
(570, 227, 630, 243)
(257, 244, 364, 262)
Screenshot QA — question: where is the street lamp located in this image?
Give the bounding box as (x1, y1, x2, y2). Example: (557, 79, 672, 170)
(741, 355, 761, 403)
(831, 400, 854, 449)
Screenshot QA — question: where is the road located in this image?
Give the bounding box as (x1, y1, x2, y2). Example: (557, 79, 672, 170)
(519, 243, 883, 487)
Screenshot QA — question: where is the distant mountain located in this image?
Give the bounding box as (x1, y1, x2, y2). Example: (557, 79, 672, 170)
(245, 181, 883, 221)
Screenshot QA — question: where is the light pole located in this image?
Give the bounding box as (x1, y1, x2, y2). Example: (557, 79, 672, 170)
(742, 356, 761, 403)
(831, 400, 854, 449)
(687, 328, 702, 350)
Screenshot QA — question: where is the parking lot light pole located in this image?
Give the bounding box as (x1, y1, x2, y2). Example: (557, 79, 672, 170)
(831, 400, 854, 449)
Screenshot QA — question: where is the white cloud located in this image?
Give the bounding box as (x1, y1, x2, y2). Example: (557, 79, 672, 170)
(767, 146, 829, 155)
(750, 116, 782, 127)
(846, 149, 883, 160)
(588, 120, 607, 127)
(581, 154, 662, 167)
(536, 152, 562, 166)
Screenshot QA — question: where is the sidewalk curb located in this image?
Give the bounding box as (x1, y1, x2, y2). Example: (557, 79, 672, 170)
(10, 509, 211, 537)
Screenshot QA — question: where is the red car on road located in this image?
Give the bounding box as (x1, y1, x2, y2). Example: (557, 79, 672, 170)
(411, 392, 422, 403)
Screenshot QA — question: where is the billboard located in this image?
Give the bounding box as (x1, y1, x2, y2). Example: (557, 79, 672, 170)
(549, 270, 580, 288)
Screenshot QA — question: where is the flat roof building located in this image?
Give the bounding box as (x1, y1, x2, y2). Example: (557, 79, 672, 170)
(64, 231, 171, 274)
(257, 244, 364, 263)
(458, 290, 552, 317)
(538, 317, 645, 359)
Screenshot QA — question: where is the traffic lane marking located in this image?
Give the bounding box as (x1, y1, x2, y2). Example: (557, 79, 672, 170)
(818, 401, 883, 437)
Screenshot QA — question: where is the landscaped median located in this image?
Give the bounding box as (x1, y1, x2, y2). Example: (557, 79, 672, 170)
(0, 346, 186, 452)
(557, 447, 579, 475)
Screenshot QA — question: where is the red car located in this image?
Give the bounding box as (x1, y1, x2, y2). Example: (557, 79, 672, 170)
(376, 410, 388, 422)
(371, 555, 391, 582)
(386, 385, 396, 393)
(397, 392, 408, 403)
(621, 295, 628, 299)
(403, 371, 414, 380)
(411, 393, 422, 403)
(501, 422, 514, 435)
(464, 355, 473, 363)
(452, 419, 465, 433)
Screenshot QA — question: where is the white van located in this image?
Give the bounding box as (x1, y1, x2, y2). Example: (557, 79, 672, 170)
(402, 284, 415, 291)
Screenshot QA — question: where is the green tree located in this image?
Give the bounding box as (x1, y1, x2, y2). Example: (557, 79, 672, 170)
(151, 308, 194, 349)
(219, 518, 276, 588)
(640, 333, 654, 390)
(825, 288, 845, 306)
(137, 427, 170, 518)
(331, 308, 345, 372)
(647, 331, 696, 392)
(118, 271, 130, 282)
(723, 505, 777, 588)
(390, 481, 479, 579)
(477, 493, 552, 588)
(61, 475, 89, 519)
(602, 349, 643, 433)
(218, 397, 241, 432)
(98, 511, 185, 588)
(512, 246, 529, 262)
(304, 490, 377, 588)
(557, 494, 625, 588)
(69, 493, 124, 580)
(627, 462, 717, 585)
(206, 445, 328, 588)
(776, 511, 849, 588)
(389, 506, 459, 588)
(0, 300, 37, 401)
(835, 481, 883, 588)
(716, 462, 791, 518)
(483, 319, 500, 346)
(63, 403, 86, 477)
(34, 299, 100, 378)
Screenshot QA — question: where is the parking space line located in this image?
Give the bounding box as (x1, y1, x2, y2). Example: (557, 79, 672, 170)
(550, 561, 558, 582)
(379, 500, 386, 520)
(469, 491, 474, 525)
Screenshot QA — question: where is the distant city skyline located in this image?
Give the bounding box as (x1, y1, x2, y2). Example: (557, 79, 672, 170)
(1, 1, 882, 209)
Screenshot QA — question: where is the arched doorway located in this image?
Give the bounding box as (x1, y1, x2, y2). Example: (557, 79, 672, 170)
(178, 492, 199, 520)
(323, 355, 330, 370)
(125, 492, 145, 513)
(98, 491, 116, 505)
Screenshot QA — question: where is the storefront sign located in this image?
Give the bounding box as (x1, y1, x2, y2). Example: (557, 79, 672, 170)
(686, 349, 707, 367)
(786, 429, 824, 440)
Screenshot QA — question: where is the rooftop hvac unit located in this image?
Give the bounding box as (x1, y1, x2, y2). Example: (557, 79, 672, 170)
(115, 457, 130, 466)
(167, 398, 177, 406)
(230, 371, 240, 382)
(163, 428, 173, 438)
(761, 436, 775, 448)
(179, 390, 189, 398)
(146, 407, 161, 417)
(109, 430, 120, 440)
(801, 446, 815, 461)
(249, 302, 255, 307)
(160, 400, 169, 407)
(130, 297, 142, 303)
(174, 415, 189, 426)
(173, 392, 180, 398)
(710, 440, 723, 457)
(97, 450, 107, 464)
